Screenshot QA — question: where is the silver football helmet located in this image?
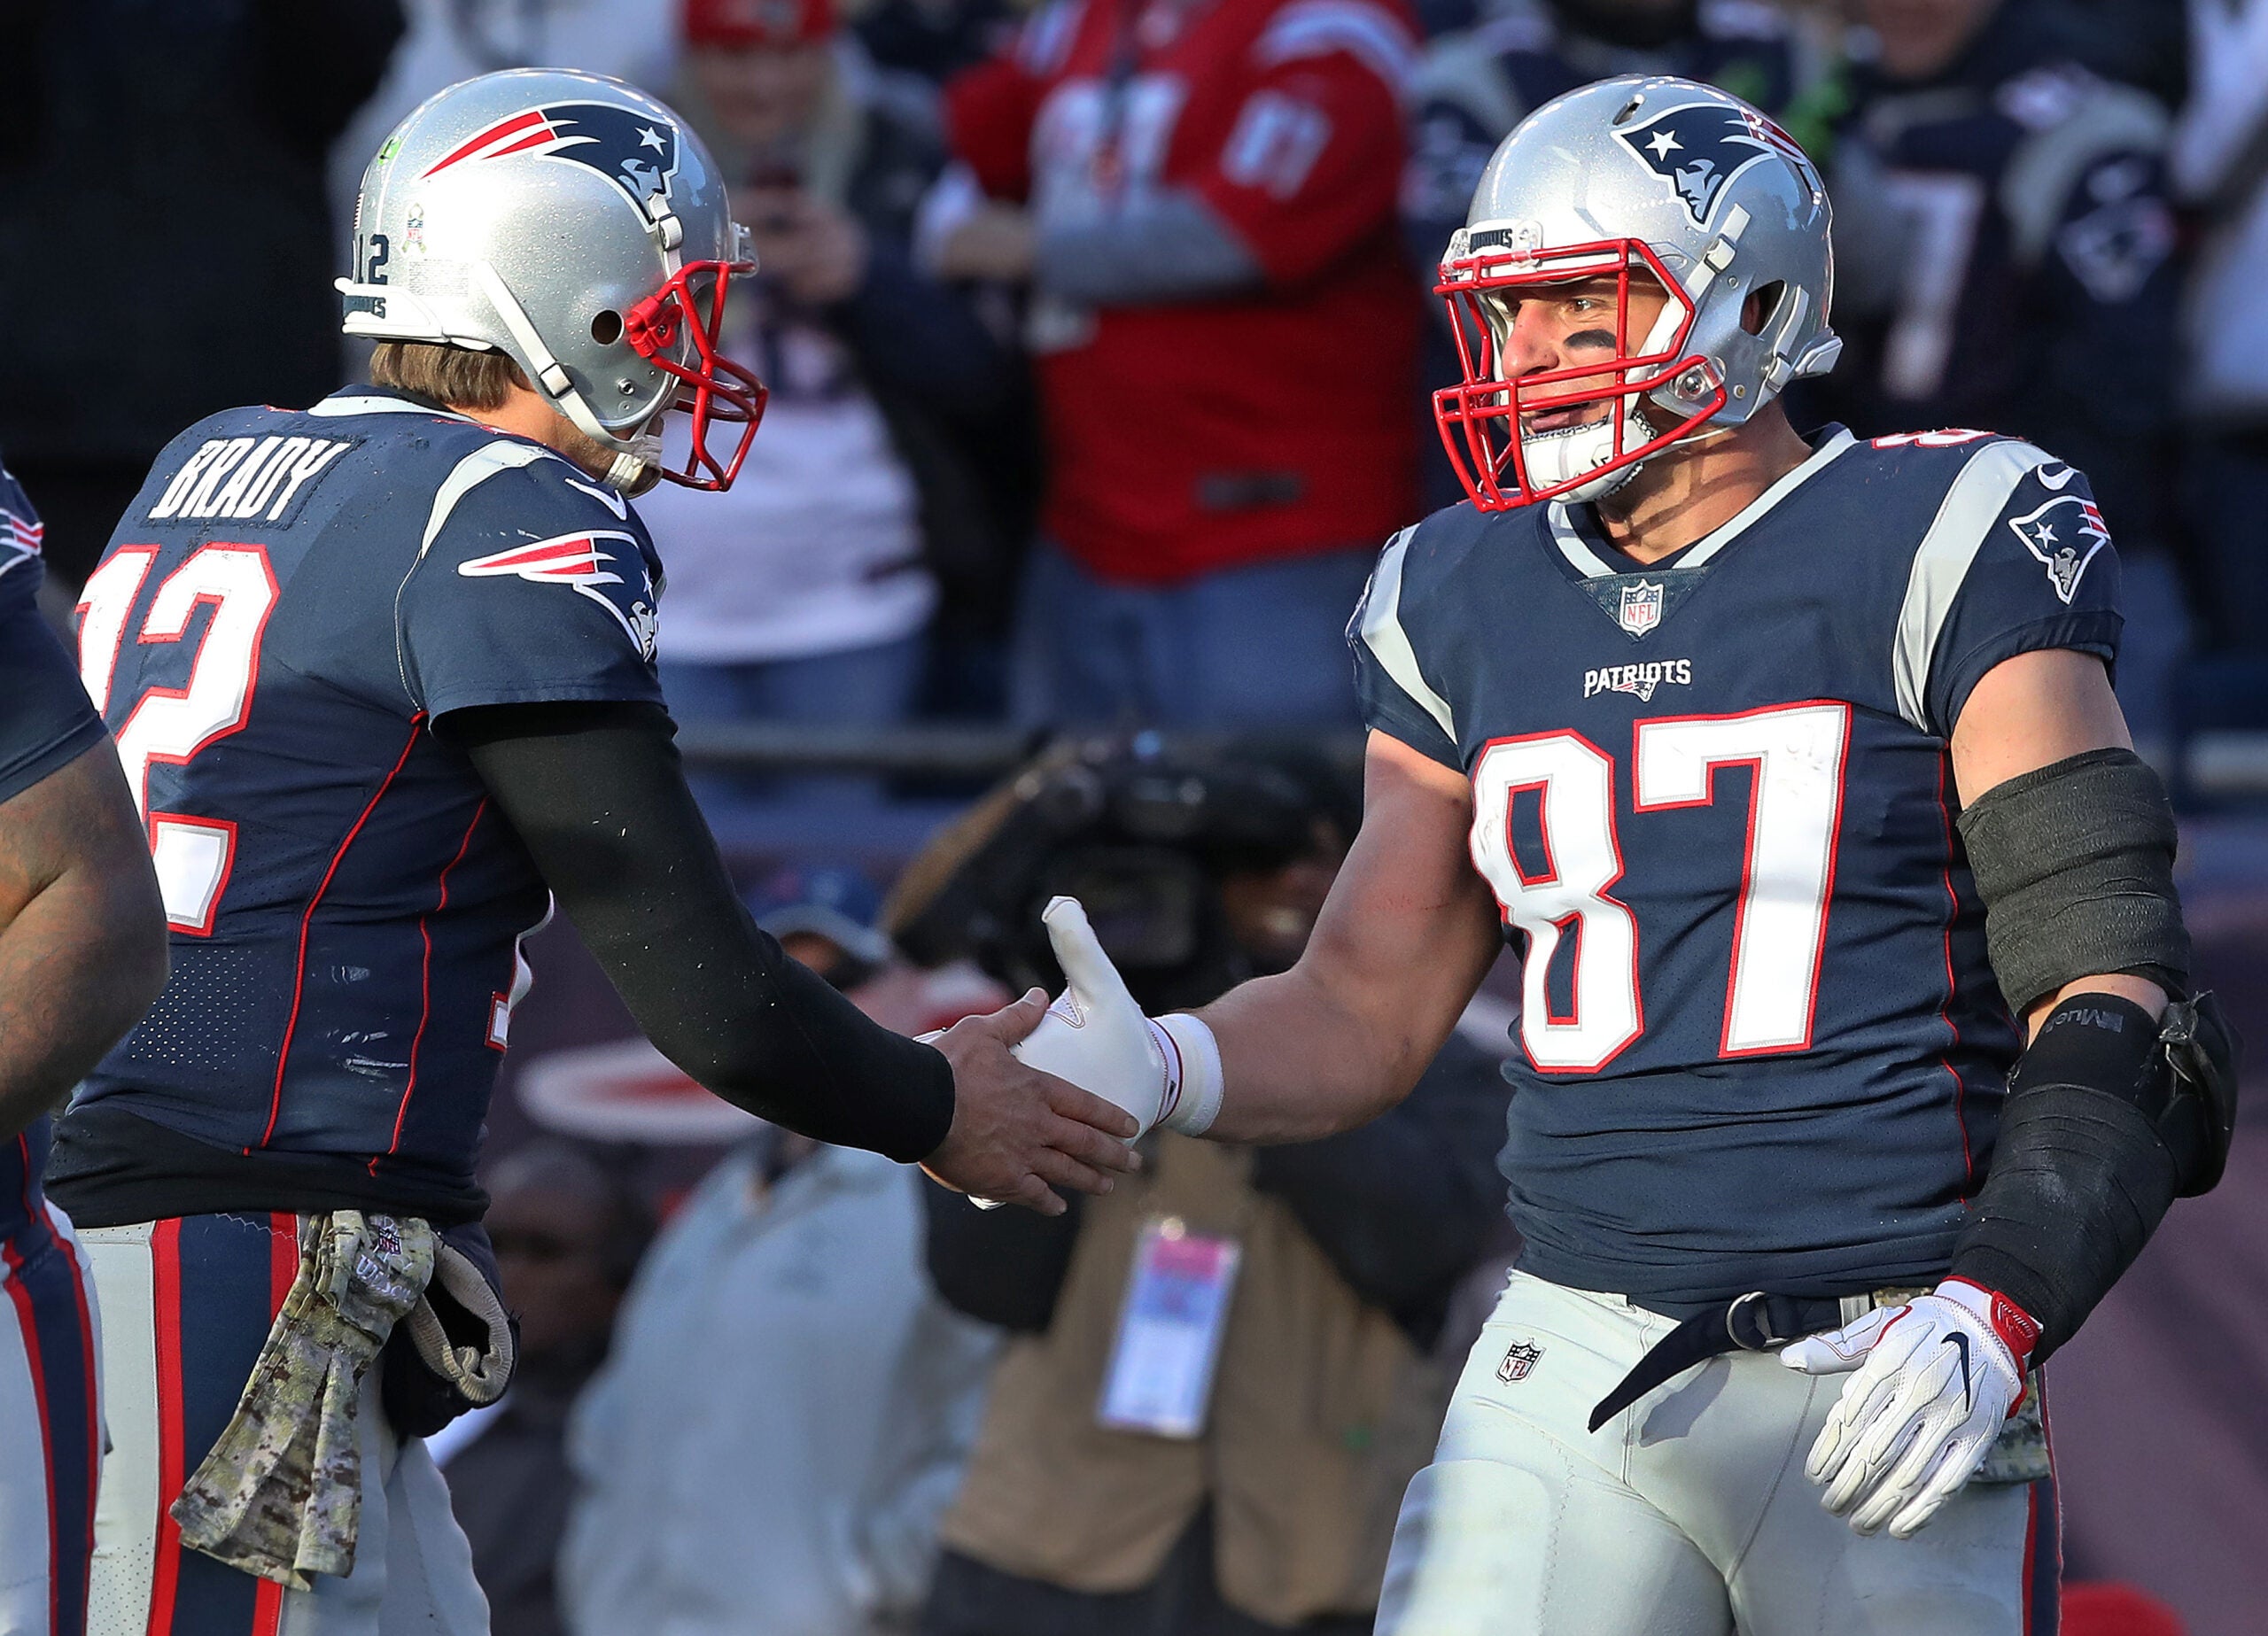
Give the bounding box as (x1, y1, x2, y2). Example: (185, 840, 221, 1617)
(1434, 75, 1841, 508)
(337, 68, 766, 493)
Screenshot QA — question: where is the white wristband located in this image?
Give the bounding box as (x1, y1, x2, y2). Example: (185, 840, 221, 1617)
(1147, 1013, 1224, 1136)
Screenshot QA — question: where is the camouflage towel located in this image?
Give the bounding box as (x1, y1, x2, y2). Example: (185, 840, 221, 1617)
(172, 1213, 436, 1589)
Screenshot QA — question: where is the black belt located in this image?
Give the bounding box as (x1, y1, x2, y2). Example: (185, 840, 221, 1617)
(1588, 1291, 1853, 1433)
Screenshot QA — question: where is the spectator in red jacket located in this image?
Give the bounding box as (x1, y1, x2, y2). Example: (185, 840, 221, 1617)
(931, 0, 1421, 727)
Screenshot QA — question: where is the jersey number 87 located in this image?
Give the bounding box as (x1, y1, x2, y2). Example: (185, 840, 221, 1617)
(1470, 702, 1851, 1072)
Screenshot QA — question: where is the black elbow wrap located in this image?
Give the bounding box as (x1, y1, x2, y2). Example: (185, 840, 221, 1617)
(1955, 748, 2188, 1017)
(1952, 991, 2241, 1359)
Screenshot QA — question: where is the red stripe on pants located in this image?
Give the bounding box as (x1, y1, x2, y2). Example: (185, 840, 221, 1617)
(145, 1218, 186, 1636)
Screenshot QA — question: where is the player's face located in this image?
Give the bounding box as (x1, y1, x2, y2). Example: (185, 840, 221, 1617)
(1488, 272, 1674, 435)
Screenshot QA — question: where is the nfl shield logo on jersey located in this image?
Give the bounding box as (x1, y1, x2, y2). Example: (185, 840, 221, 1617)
(1497, 1340, 1544, 1383)
(1618, 579, 1664, 636)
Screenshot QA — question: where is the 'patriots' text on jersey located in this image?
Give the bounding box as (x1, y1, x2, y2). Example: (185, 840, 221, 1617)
(1352, 427, 2120, 1308)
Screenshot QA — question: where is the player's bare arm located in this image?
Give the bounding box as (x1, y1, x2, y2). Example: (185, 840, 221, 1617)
(1784, 644, 2228, 1538)
(0, 741, 167, 1139)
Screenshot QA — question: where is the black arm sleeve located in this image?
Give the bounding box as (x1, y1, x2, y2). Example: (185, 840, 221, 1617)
(1949, 991, 2229, 1361)
(443, 701, 956, 1164)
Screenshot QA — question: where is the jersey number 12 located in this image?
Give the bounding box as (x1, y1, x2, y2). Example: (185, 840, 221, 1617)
(77, 544, 280, 934)
(1470, 702, 1850, 1072)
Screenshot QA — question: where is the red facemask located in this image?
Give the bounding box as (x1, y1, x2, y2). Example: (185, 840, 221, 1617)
(1432, 236, 1723, 511)
(625, 257, 770, 491)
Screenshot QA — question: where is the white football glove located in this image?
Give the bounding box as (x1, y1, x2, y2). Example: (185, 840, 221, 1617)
(1010, 896, 1223, 1140)
(1780, 1278, 2040, 1539)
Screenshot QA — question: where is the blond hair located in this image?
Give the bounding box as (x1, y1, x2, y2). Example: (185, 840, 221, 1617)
(369, 341, 529, 410)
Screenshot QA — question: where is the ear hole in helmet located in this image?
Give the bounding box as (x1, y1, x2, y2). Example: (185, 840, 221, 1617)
(1743, 281, 1786, 337)
(591, 310, 625, 345)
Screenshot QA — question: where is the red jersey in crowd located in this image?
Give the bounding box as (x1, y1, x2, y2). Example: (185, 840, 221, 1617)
(946, 0, 1420, 584)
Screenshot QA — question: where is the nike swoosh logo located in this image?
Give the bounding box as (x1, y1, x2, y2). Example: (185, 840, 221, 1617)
(564, 476, 629, 518)
(2037, 463, 2078, 491)
(1946, 1331, 1973, 1412)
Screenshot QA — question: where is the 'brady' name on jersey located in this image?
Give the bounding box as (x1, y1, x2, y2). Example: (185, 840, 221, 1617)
(1352, 424, 2121, 1311)
(53, 388, 667, 1228)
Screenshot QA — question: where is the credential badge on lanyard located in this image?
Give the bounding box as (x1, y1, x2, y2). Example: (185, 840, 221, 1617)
(1096, 1215, 1241, 1438)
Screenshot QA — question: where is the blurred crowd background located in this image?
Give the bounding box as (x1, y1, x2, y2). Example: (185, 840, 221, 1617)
(6, 1, 2268, 1633)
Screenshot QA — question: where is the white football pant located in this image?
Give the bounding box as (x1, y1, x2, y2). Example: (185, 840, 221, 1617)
(1376, 1270, 2058, 1636)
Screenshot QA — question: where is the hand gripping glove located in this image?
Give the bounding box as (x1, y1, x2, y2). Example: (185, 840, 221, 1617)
(1011, 896, 1223, 1138)
(1780, 1277, 2040, 1538)
(383, 1221, 518, 1438)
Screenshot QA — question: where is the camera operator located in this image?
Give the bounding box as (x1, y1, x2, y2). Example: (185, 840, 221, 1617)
(900, 739, 1517, 1636)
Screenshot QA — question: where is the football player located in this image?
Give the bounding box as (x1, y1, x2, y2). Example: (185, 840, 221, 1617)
(0, 461, 169, 1636)
(1003, 75, 2237, 1633)
(47, 70, 1136, 1636)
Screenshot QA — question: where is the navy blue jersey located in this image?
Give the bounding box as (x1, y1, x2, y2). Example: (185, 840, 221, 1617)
(1, 463, 105, 1242)
(1350, 427, 2122, 1308)
(54, 389, 664, 1221)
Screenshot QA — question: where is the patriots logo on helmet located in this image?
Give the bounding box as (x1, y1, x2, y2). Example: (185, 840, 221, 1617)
(2007, 494, 2112, 605)
(458, 529, 661, 659)
(1614, 102, 1817, 229)
(423, 103, 681, 216)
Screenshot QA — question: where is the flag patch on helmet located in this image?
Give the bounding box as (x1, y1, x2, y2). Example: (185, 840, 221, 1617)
(459, 530, 660, 658)
(1614, 100, 1817, 229)
(423, 103, 681, 216)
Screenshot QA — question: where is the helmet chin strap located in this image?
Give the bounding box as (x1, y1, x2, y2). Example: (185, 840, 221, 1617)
(1519, 411, 1653, 503)
(610, 436, 664, 496)
(475, 261, 664, 492)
